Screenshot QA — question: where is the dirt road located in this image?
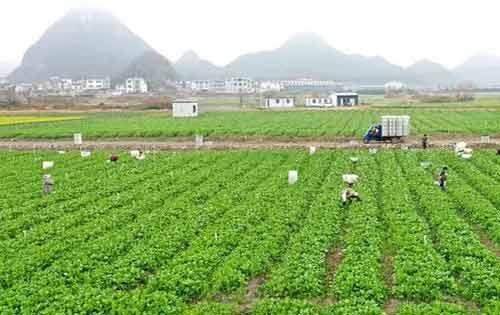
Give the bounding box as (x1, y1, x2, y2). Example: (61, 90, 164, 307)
(0, 135, 497, 151)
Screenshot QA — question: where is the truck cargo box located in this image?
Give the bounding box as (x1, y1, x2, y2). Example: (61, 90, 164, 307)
(381, 116, 410, 137)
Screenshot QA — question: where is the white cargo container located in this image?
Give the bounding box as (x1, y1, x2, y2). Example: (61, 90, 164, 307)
(381, 116, 410, 137)
(480, 136, 490, 144)
(173, 100, 199, 118)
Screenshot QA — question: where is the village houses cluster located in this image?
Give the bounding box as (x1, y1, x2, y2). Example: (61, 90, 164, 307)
(0, 76, 149, 97)
(175, 78, 347, 94)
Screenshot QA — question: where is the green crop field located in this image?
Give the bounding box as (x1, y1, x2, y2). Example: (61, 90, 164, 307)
(1, 149, 499, 314)
(1, 109, 500, 139)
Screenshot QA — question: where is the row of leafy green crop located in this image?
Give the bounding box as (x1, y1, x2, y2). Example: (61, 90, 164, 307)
(418, 150, 500, 245)
(395, 150, 500, 309)
(1, 110, 500, 139)
(261, 152, 349, 299)
(1, 151, 251, 310)
(328, 153, 385, 307)
(0, 151, 285, 312)
(1, 150, 499, 314)
(374, 151, 453, 300)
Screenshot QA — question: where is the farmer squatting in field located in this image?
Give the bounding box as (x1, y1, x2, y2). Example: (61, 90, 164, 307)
(436, 167, 448, 191)
(341, 182, 361, 207)
(42, 174, 54, 195)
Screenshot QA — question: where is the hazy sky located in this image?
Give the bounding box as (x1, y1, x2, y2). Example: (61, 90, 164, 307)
(1, 0, 499, 69)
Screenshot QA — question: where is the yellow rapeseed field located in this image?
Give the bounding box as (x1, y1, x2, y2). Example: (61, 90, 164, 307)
(0, 116, 81, 126)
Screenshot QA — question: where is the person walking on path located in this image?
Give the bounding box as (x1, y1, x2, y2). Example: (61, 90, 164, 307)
(422, 134, 429, 149)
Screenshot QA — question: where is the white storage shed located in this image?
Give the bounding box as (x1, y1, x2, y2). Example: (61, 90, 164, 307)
(332, 93, 359, 107)
(172, 99, 199, 118)
(305, 97, 333, 107)
(264, 97, 295, 108)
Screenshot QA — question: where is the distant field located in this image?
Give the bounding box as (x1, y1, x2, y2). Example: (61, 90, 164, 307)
(372, 95, 500, 109)
(0, 109, 500, 139)
(0, 115, 81, 126)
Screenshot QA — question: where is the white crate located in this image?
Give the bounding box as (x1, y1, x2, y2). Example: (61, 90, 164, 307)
(309, 146, 317, 155)
(80, 151, 91, 158)
(195, 135, 204, 147)
(73, 133, 83, 145)
(381, 116, 410, 137)
(480, 136, 490, 144)
(288, 170, 298, 185)
(42, 161, 54, 169)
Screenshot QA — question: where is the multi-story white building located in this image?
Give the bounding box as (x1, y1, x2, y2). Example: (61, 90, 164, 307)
(126, 77, 148, 94)
(83, 77, 111, 90)
(259, 81, 282, 93)
(225, 77, 255, 94)
(60, 79, 73, 90)
(191, 80, 212, 92)
(280, 79, 343, 91)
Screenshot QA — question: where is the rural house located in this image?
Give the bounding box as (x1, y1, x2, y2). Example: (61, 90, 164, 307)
(264, 97, 295, 108)
(172, 99, 199, 117)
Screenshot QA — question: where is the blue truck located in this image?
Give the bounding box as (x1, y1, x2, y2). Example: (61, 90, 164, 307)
(363, 116, 410, 143)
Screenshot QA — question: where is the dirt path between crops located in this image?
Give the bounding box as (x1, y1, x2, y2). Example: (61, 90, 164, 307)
(0, 135, 497, 151)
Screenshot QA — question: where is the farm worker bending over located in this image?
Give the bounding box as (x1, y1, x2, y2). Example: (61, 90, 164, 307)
(341, 183, 361, 207)
(422, 134, 429, 149)
(42, 174, 54, 195)
(436, 167, 448, 191)
(109, 154, 119, 162)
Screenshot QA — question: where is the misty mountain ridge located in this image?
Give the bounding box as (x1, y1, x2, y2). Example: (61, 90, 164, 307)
(6, 8, 500, 86)
(407, 59, 458, 86)
(174, 51, 224, 80)
(0, 62, 18, 77)
(120, 50, 178, 90)
(9, 8, 154, 83)
(454, 53, 500, 86)
(224, 33, 413, 84)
